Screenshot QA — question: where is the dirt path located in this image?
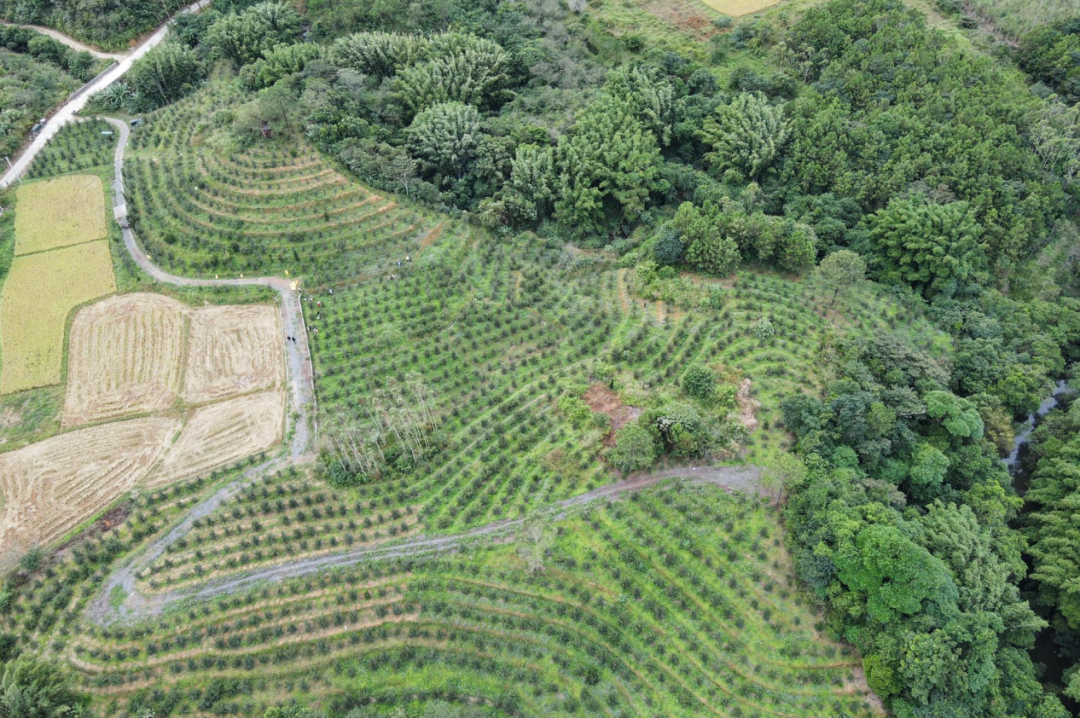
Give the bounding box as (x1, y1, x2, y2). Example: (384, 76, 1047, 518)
(0, 0, 210, 190)
(84, 116, 317, 625)
(0, 21, 128, 59)
(89, 463, 760, 624)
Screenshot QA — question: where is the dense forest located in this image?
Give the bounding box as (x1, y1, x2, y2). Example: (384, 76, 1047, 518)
(1025, 392, 1080, 707)
(0, 25, 101, 159)
(0, 0, 189, 49)
(5, 0, 1080, 714)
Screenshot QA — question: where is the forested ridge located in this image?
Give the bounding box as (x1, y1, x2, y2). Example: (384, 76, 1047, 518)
(5, 0, 1080, 715)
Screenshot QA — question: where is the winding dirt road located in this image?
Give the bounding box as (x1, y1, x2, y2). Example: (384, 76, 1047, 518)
(86, 116, 317, 624)
(0, 0, 210, 190)
(0, 21, 127, 59)
(90, 463, 761, 624)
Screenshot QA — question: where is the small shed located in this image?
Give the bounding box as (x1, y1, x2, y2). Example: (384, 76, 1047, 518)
(129, 118, 144, 128)
(261, 121, 272, 139)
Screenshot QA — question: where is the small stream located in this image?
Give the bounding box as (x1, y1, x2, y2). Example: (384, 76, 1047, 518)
(1005, 379, 1076, 713)
(1005, 380, 1069, 494)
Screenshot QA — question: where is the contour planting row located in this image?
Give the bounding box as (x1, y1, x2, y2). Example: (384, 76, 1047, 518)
(123, 85, 442, 282)
(184, 238, 923, 558)
(140, 469, 423, 591)
(65, 487, 881, 718)
(309, 240, 623, 530)
(25, 120, 116, 181)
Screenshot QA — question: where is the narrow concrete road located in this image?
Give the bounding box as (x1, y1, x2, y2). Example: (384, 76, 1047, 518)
(0, 20, 127, 59)
(0, 0, 210, 190)
(84, 116, 318, 624)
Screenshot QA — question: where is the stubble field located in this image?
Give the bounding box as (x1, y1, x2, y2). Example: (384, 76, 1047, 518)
(182, 304, 284, 404)
(150, 390, 285, 487)
(62, 293, 188, 427)
(0, 416, 178, 556)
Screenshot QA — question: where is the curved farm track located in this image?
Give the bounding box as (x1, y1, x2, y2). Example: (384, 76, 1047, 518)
(88, 116, 318, 624)
(88, 117, 765, 625)
(0, 21, 127, 59)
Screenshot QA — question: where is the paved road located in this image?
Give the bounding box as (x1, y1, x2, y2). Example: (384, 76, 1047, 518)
(0, 0, 210, 190)
(0, 20, 127, 59)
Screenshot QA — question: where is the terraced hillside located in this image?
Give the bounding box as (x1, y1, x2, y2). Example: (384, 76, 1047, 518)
(120, 232, 944, 596)
(25, 483, 881, 718)
(124, 85, 443, 285)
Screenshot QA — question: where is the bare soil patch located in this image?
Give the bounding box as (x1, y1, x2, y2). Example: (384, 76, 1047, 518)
(644, 0, 716, 36)
(62, 293, 187, 427)
(584, 383, 642, 446)
(696, 0, 778, 16)
(736, 378, 761, 432)
(0, 417, 178, 557)
(150, 390, 285, 487)
(182, 305, 284, 404)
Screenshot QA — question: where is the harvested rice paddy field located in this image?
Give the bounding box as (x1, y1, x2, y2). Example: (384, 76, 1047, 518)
(182, 304, 284, 404)
(62, 293, 188, 428)
(0, 138, 290, 566)
(0, 288, 286, 556)
(150, 390, 284, 487)
(0, 416, 178, 554)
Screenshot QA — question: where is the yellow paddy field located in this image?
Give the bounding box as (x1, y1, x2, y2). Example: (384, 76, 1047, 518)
(699, 0, 778, 15)
(0, 241, 116, 394)
(13, 175, 109, 256)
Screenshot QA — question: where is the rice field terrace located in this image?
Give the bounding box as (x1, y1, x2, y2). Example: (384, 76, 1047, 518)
(124, 85, 444, 284)
(8, 481, 882, 718)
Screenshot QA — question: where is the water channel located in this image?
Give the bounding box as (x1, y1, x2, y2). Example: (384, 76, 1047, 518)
(1005, 379, 1076, 712)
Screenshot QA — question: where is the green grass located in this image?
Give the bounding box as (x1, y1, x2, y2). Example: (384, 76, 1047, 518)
(0, 385, 63, 449)
(107, 585, 126, 610)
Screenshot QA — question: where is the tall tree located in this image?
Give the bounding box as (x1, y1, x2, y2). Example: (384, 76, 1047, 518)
(700, 92, 789, 181)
